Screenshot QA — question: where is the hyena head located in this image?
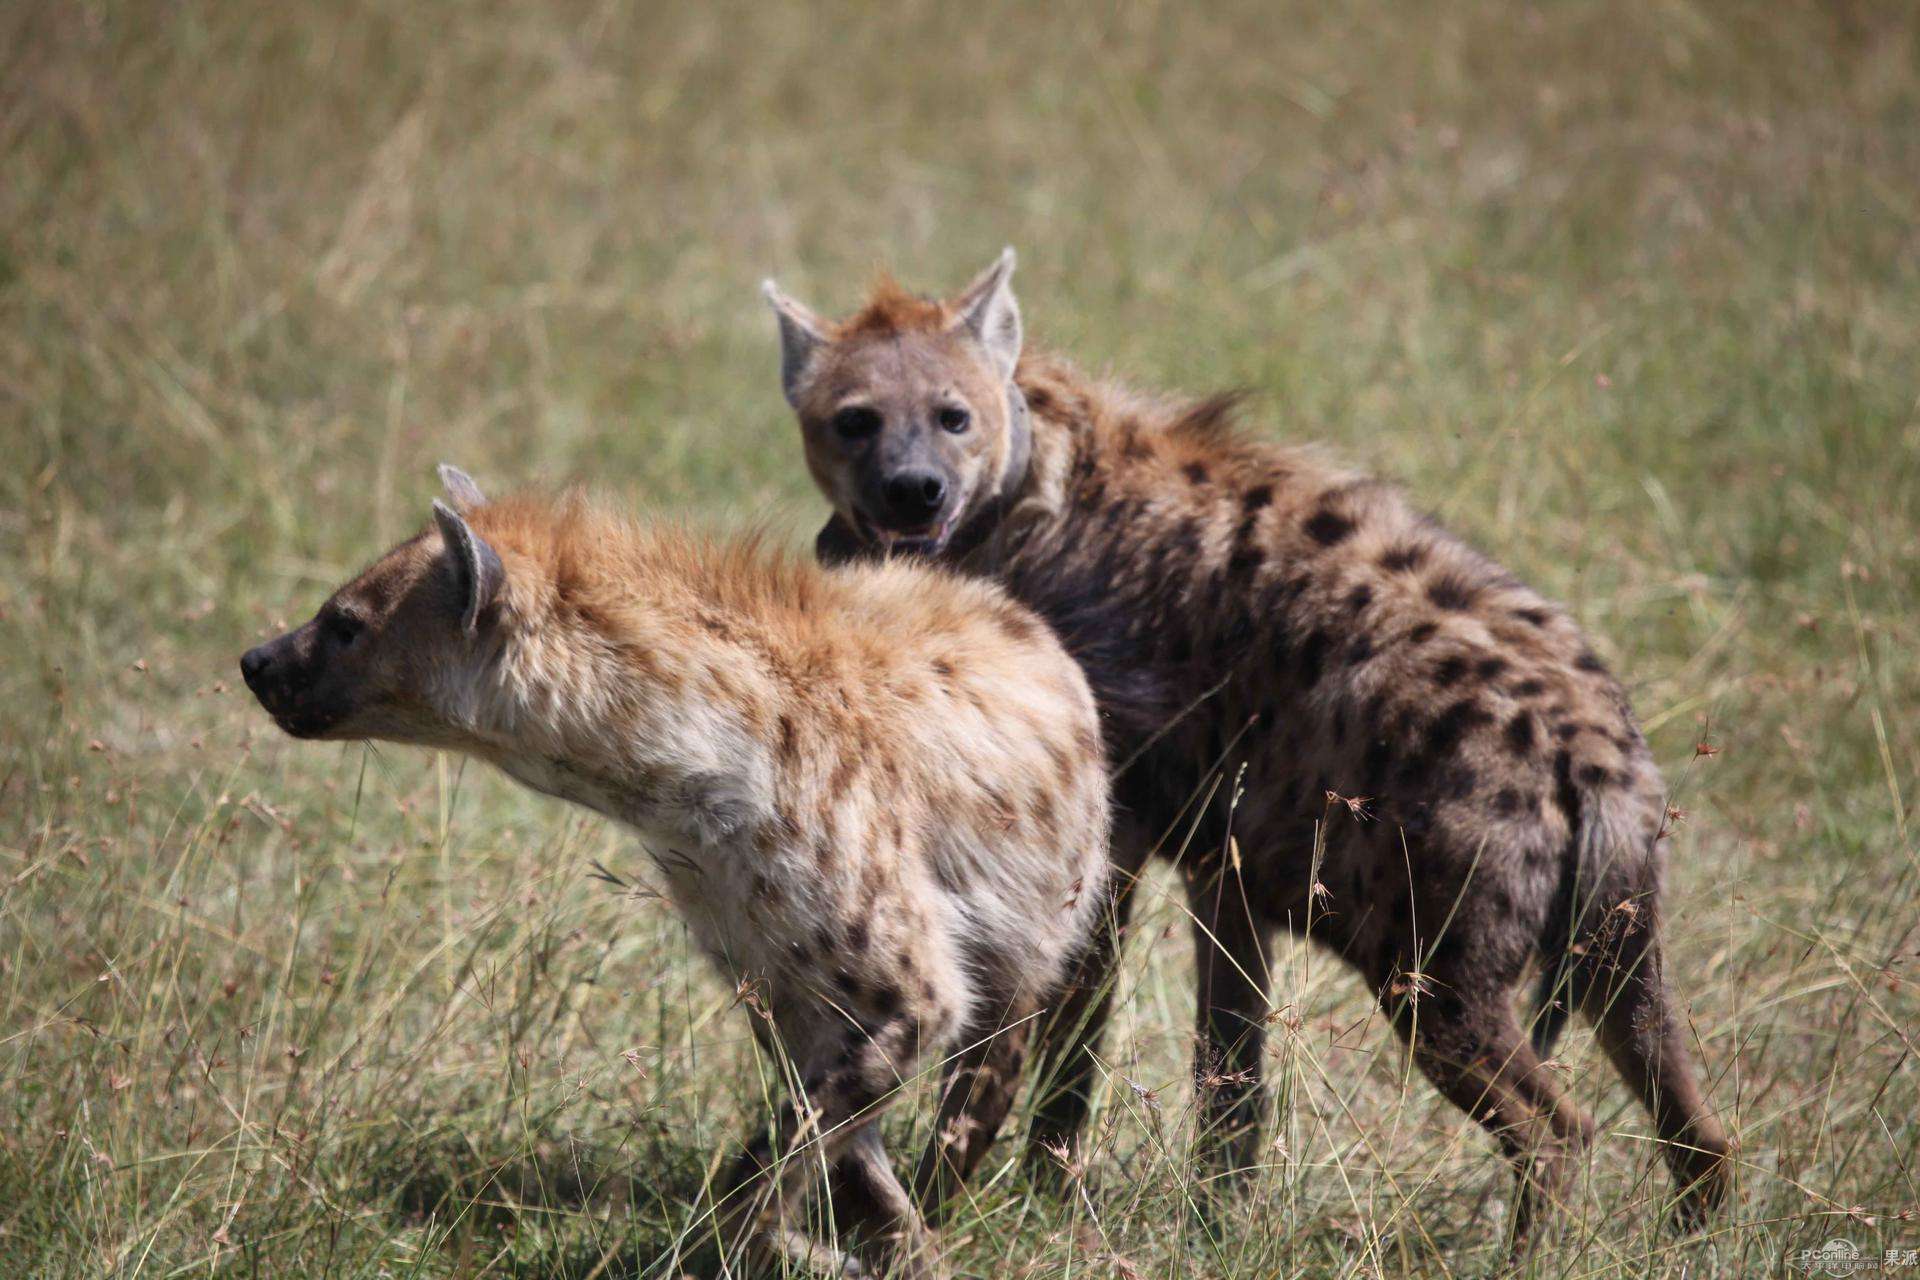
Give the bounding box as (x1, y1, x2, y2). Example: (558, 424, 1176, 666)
(763, 248, 1027, 556)
(239, 465, 501, 743)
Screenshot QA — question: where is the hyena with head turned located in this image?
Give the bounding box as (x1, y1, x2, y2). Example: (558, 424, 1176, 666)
(239, 466, 1109, 1277)
(762, 253, 1732, 1238)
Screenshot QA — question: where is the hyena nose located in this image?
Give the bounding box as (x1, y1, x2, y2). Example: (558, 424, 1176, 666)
(881, 470, 947, 525)
(239, 644, 274, 689)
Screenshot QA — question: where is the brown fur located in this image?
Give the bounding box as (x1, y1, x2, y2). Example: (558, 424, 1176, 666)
(767, 260, 1733, 1242)
(240, 473, 1111, 1277)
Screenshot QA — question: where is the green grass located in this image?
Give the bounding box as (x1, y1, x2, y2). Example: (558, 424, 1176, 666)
(4, 0, 1918, 1274)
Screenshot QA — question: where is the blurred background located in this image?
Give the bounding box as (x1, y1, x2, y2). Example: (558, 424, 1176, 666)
(3, 2, 1917, 1275)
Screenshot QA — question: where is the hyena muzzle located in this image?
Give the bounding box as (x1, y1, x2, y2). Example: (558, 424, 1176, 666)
(762, 253, 1733, 1240)
(240, 466, 1110, 1277)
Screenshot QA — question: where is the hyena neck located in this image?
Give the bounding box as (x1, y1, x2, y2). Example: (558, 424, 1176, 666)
(969, 355, 1126, 561)
(461, 604, 776, 850)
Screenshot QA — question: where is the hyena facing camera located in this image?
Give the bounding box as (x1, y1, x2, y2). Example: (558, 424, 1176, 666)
(763, 253, 1732, 1241)
(240, 466, 1109, 1277)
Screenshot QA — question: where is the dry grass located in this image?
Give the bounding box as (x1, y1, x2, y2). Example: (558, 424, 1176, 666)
(3, 1, 1918, 1275)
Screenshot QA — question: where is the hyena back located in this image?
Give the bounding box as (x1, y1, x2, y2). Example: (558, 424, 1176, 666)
(240, 467, 1109, 1277)
(763, 254, 1732, 1238)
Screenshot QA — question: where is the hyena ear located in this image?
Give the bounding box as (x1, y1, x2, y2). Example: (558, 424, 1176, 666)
(437, 463, 487, 512)
(761, 279, 829, 408)
(431, 499, 504, 635)
(950, 246, 1021, 379)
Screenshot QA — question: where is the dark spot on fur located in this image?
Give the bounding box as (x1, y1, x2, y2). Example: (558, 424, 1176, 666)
(1578, 764, 1613, 788)
(828, 752, 859, 797)
(1475, 656, 1509, 681)
(1433, 655, 1470, 688)
(1304, 508, 1356, 547)
(1553, 722, 1582, 742)
(925, 855, 960, 898)
(1363, 738, 1394, 789)
(1346, 584, 1373, 614)
(1576, 650, 1606, 673)
(868, 982, 903, 1019)
(1514, 607, 1550, 628)
(1242, 484, 1273, 512)
(1435, 763, 1478, 800)
(1347, 634, 1375, 665)
(932, 658, 953, 679)
(1407, 621, 1438, 646)
(1552, 749, 1580, 823)
(1380, 544, 1427, 572)
(1511, 677, 1547, 698)
(1504, 712, 1537, 756)
(846, 918, 871, 954)
(1426, 699, 1494, 756)
(1426, 574, 1479, 611)
(1492, 787, 1524, 816)
(1183, 461, 1209, 484)
(1297, 629, 1329, 688)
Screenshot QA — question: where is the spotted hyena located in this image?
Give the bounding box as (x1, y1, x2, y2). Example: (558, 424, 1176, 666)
(239, 466, 1109, 1276)
(761, 253, 1732, 1238)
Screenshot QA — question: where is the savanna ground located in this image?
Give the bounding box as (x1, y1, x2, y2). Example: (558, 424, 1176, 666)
(4, 2, 1918, 1276)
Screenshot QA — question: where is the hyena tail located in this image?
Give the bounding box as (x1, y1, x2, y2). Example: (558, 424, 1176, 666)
(1528, 782, 1639, 1055)
(1529, 780, 1732, 1226)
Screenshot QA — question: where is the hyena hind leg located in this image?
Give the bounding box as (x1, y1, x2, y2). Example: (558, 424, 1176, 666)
(1382, 980, 1597, 1248)
(1571, 919, 1732, 1229)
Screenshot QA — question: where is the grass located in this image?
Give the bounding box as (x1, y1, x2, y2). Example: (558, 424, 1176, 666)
(3, 0, 1918, 1274)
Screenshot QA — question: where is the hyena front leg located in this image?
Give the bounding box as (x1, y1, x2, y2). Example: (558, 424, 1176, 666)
(1190, 874, 1275, 1187)
(716, 1031, 942, 1278)
(913, 1004, 1035, 1216)
(834, 1125, 946, 1278)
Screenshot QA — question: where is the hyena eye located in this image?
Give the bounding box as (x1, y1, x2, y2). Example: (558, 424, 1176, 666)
(324, 613, 364, 649)
(936, 405, 971, 434)
(832, 407, 882, 441)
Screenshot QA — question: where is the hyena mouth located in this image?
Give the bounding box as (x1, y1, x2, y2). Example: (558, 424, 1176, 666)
(253, 693, 337, 740)
(855, 509, 960, 558)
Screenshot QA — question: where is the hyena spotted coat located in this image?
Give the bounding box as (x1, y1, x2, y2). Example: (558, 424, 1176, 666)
(240, 467, 1109, 1277)
(763, 253, 1732, 1237)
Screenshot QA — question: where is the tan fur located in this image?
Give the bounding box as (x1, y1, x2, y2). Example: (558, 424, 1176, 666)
(767, 259, 1732, 1244)
(240, 478, 1110, 1277)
